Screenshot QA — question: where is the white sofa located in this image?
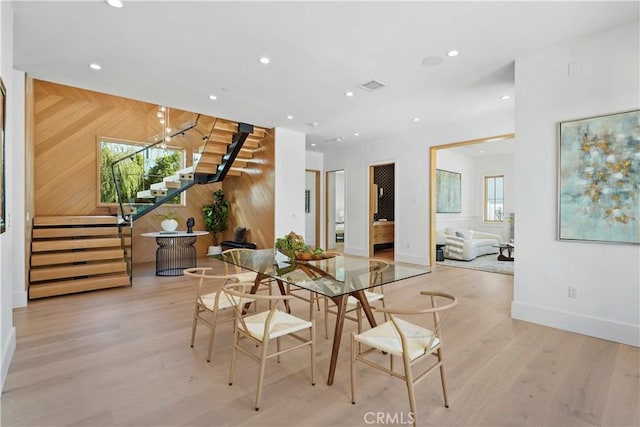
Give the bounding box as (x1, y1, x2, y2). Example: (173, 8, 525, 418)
(436, 227, 501, 261)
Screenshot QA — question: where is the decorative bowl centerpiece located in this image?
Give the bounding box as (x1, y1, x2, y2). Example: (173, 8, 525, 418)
(275, 231, 334, 261)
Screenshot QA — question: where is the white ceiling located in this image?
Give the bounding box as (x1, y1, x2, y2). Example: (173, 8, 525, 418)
(11, 1, 638, 152)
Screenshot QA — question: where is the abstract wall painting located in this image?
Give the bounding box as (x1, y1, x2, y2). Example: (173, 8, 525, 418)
(558, 110, 639, 244)
(436, 169, 461, 213)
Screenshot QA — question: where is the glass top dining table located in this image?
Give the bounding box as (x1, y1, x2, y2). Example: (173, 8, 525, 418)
(216, 248, 430, 385)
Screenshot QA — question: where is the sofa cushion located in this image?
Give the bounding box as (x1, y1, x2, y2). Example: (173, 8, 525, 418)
(467, 238, 498, 250)
(455, 230, 474, 240)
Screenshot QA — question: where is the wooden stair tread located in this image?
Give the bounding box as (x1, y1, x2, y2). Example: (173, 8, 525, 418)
(33, 227, 119, 239)
(29, 274, 131, 299)
(195, 164, 242, 176)
(34, 216, 118, 226)
(32, 237, 123, 252)
(30, 261, 128, 282)
(31, 248, 126, 266)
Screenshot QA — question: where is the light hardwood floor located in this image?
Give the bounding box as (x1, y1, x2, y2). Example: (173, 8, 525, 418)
(2, 259, 638, 427)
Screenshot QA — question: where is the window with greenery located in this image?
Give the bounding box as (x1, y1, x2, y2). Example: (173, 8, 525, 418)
(484, 175, 504, 222)
(99, 139, 185, 206)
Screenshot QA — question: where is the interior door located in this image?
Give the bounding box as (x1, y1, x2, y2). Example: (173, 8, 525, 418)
(325, 170, 345, 251)
(304, 170, 320, 247)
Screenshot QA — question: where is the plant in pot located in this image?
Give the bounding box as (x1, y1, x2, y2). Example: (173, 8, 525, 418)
(202, 189, 230, 255)
(154, 208, 180, 232)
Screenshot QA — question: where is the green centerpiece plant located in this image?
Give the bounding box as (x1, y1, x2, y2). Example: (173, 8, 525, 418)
(275, 231, 325, 260)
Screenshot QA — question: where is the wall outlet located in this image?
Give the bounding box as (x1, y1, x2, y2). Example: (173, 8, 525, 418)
(568, 285, 578, 299)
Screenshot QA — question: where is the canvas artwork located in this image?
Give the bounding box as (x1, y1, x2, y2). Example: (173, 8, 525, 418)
(558, 110, 639, 244)
(436, 169, 461, 213)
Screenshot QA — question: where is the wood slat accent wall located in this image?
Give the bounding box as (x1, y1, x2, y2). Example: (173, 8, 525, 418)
(223, 132, 275, 249)
(31, 79, 275, 266)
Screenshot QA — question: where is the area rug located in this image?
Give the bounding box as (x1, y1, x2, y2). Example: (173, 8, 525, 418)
(437, 254, 514, 275)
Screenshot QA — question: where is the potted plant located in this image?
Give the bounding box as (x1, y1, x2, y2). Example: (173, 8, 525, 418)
(202, 189, 230, 254)
(154, 208, 180, 232)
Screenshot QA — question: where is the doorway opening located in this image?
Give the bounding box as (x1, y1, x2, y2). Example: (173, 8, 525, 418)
(429, 133, 515, 267)
(325, 170, 345, 252)
(369, 163, 395, 260)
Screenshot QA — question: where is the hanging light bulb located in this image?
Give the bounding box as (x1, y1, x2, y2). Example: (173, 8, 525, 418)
(158, 105, 171, 144)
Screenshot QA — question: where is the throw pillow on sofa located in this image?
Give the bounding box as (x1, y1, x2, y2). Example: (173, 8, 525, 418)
(232, 227, 247, 243)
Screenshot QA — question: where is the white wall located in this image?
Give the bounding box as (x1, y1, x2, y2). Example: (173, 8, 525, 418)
(436, 149, 476, 232)
(512, 22, 640, 346)
(274, 127, 306, 240)
(0, 0, 24, 392)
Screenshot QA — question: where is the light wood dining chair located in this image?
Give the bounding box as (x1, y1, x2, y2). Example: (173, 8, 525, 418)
(224, 282, 316, 411)
(323, 258, 390, 338)
(350, 290, 457, 427)
(222, 248, 273, 306)
(183, 267, 255, 362)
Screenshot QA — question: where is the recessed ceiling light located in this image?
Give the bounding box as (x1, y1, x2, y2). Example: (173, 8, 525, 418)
(353, 132, 359, 136)
(106, 0, 123, 8)
(413, 117, 420, 122)
(479, 150, 485, 154)
(208, 94, 217, 100)
(336, 137, 343, 142)
(345, 91, 354, 97)
(311, 143, 317, 147)
(286, 115, 294, 120)
(421, 56, 443, 67)
(310, 122, 319, 127)
(259, 57, 270, 64)
(89, 63, 102, 70)
(447, 50, 459, 57)
(501, 95, 511, 100)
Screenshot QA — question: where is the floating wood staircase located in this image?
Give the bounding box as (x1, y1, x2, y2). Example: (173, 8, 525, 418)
(133, 119, 266, 204)
(29, 216, 131, 299)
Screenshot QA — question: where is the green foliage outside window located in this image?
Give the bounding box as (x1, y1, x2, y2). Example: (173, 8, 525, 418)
(100, 140, 184, 205)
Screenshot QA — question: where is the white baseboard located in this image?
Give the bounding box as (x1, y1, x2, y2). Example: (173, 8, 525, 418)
(342, 245, 368, 257)
(511, 301, 639, 347)
(395, 252, 428, 266)
(1, 326, 16, 392)
(13, 290, 27, 308)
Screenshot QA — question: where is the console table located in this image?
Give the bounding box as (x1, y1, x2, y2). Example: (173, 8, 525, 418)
(141, 231, 208, 276)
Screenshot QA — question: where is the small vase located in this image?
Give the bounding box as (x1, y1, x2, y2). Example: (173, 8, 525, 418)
(208, 245, 222, 255)
(161, 219, 178, 232)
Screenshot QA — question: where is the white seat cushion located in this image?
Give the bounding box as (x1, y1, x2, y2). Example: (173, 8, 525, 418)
(239, 309, 312, 341)
(354, 318, 439, 360)
(231, 271, 258, 283)
(201, 292, 254, 311)
(346, 290, 384, 310)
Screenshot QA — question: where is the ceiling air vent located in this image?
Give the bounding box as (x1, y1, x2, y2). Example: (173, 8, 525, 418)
(358, 80, 386, 92)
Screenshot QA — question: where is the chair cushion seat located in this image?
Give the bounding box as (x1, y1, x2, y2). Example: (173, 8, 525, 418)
(201, 292, 254, 311)
(230, 271, 258, 283)
(239, 309, 312, 341)
(346, 290, 384, 310)
(354, 318, 440, 360)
